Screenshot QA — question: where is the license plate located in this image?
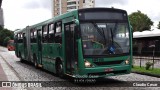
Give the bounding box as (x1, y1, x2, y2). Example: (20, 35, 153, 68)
(105, 68, 114, 72)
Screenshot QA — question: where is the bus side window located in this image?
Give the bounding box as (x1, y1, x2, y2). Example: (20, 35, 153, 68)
(33, 30, 37, 43)
(17, 34, 20, 43)
(30, 29, 34, 43)
(42, 25, 48, 43)
(23, 33, 26, 47)
(55, 22, 62, 43)
(18, 33, 23, 43)
(20, 34, 23, 43)
(30, 29, 37, 43)
(48, 23, 54, 43)
(17, 34, 19, 43)
(14, 34, 18, 43)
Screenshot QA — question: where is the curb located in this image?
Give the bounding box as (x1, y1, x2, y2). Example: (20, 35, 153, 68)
(0, 46, 7, 48)
(132, 71, 160, 78)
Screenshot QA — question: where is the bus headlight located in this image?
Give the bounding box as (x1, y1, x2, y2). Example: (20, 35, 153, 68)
(125, 57, 130, 65)
(125, 60, 129, 64)
(84, 60, 93, 68)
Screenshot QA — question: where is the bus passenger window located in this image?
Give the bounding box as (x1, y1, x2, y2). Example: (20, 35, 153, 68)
(30, 30, 34, 43)
(55, 22, 62, 43)
(30, 29, 37, 43)
(42, 25, 48, 43)
(14, 34, 18, 43)
(18, 33, 23, 43)
(17, 34, 20, 43)
(33, 30, 37, 43)
(23, 33, 26, 47)
(48, 23, 54, 43)
(20, 34, 23, 43)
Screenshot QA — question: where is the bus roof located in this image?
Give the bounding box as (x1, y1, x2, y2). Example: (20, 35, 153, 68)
(14, 8, 127, 34)
(78, 7, 127, 13)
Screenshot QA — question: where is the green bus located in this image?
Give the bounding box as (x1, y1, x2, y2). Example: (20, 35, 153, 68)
(14, 8, 132, 78)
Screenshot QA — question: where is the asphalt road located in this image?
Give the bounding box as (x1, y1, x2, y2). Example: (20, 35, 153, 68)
(0, 46, 160, 90)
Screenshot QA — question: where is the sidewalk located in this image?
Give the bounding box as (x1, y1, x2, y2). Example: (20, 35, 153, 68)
(0, 46, 19, 89)
(0, 64, 8, 81)
(0, 57, 11, 90)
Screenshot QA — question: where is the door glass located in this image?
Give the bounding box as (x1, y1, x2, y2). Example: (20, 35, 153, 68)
(65, 23, 75, 72)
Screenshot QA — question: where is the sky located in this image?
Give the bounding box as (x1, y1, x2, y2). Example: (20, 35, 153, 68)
(2, 0, 160, 30)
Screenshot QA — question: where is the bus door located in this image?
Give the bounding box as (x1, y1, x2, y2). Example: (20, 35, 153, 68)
(37, 30, 42, 66)
(64, 22, 76, 74)
(42, 25, 48, 69)
(23, 33, 27, 59)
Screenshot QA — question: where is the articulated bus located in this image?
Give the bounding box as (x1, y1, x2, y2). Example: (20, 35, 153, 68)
(14, 8, 132, 78)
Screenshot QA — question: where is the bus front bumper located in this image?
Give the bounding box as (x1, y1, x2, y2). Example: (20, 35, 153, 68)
(74, 65, 131, 78)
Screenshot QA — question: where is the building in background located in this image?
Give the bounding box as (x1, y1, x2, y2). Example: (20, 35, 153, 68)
(0, 0, 4, 28)
(52, 0, 95, 17)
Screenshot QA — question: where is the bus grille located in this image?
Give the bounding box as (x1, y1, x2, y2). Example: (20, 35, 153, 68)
(93, 60, 124, 66)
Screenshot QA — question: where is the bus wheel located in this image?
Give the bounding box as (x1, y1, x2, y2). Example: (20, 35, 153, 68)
(33, 55, 38, 68)
(56, 61, 64, 78)
(19, 52, 23, 63)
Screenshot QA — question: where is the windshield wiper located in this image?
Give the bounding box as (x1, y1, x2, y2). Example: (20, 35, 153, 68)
(110, 23, 118, 45)
(110, 28, 114, 45)
(92, 22, 107, 45)
(101, 28, 107, 45)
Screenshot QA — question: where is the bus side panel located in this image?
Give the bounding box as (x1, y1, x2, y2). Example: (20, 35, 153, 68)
(47, 43, 56, 72)
(47, 43, 62, 73)
(26, 27, 31, 62)
(41, 43, 49, 70)
(30, 43, 37, 62)
(19, 43, 24, 59)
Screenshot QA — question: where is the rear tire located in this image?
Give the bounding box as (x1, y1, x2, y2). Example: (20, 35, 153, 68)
(19, 52, 23, 63)
(33, 55, 38, 68)
(56, 61, 65, 78)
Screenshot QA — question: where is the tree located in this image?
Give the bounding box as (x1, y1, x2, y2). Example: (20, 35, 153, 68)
(0, 28, 14, 46)
(3, 37, 11, 46)
(0, 26, 3, 31)
(129, 10, 153, 32)
(158, 21, 160, 29)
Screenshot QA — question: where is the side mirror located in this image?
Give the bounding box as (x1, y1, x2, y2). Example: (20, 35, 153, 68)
(73, 19, 80, 39)
(74, 19, 79, 25)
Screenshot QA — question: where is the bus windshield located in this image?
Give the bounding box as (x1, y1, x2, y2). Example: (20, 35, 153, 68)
(80, 22, 130, 56)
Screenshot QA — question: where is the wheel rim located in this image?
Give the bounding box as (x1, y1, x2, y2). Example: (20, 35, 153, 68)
(19, 53, 23, 62)
(34, 55, 37, 67)
(34, 61, 37, 67)
(58, 63, 63, 74)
